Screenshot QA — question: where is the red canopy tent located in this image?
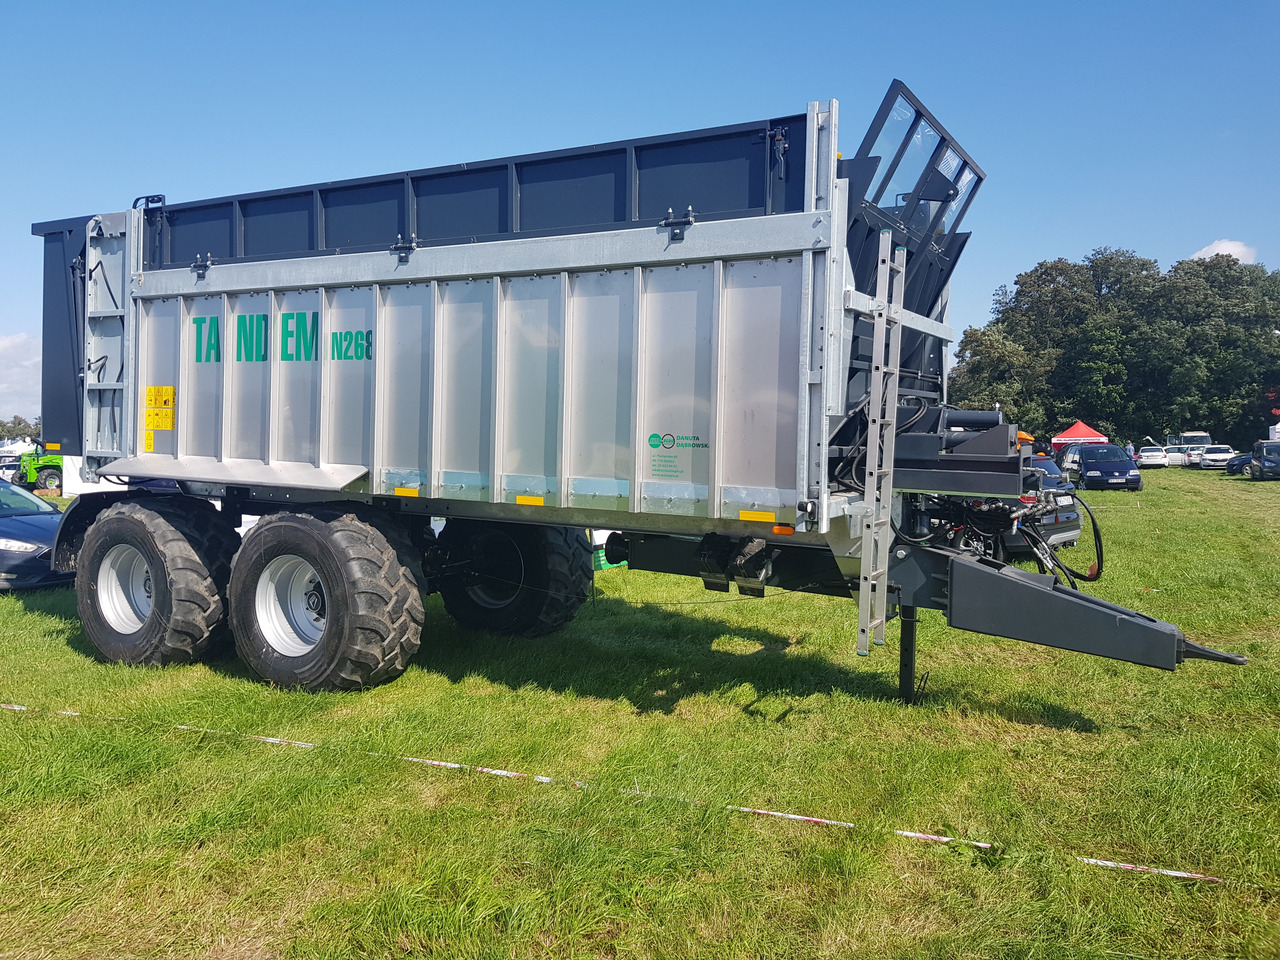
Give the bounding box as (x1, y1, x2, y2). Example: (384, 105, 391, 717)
(1050, 419, 1108, 450)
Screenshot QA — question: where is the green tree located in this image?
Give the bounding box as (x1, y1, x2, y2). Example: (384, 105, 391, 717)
(949, 248, 1280, 449)
(0, 416, 38, 442)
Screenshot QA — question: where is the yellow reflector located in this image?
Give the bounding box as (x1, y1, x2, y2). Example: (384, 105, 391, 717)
(516, 495, 545, 506)
(739, 509, 776, 523)
(772, 525, 795, 536)
(45, 442, 61, 450)
(393, 487, 420, 498)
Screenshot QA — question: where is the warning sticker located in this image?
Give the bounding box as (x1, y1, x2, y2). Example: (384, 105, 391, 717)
(145, 385, 177, 432)
(145, 407, 175, 430)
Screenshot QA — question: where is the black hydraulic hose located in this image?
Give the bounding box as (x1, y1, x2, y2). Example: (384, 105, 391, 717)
(1056, 495, 1104, 582)
(1023, 525, 1078, 590)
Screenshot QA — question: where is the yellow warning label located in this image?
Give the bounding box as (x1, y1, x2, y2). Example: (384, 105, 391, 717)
(738, 510, 777, 523)
(515, 495, 545, 506)
(393, 487, 420, 498)
(145, 385, 175, 407)
(145, 407, 175, 430)
(144, 431, 154, 452)
(44, 442, 60, 451)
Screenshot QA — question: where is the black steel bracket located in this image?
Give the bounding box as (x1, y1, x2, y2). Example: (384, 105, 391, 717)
(190, 252, 213, 281)
(660, 206, 696, 242)
(391, 233, 419, 264)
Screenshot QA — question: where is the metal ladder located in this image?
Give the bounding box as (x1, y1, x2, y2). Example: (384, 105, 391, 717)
(857, 230, 905, 656)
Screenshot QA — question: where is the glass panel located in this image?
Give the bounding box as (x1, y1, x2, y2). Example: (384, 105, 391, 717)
(935, 147, 962, 180)
(863, 96, 915, 201)
(877, 118, 940, 214)
(938, 166, 977, 236)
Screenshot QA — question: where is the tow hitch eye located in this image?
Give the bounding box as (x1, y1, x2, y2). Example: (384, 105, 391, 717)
(1180, 637, 1248, 665)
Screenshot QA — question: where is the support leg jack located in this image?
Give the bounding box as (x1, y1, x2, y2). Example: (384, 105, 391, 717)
(899, 605, 925, 704)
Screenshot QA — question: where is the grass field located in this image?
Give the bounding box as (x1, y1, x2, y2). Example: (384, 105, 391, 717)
(2, 469, 1278, 958)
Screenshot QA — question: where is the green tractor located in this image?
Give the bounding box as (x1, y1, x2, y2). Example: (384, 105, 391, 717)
(16, 443, 63, 491)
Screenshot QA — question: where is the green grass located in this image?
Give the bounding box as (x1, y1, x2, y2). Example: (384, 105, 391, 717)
(2, 469, 1278, 958)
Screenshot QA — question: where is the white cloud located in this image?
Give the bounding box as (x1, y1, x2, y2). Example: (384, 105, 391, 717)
(0, 334, 43, 421)
(1190, 239, 1257, 264)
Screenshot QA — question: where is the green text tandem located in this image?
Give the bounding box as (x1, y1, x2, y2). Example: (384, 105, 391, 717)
(191, 314, 373, 363)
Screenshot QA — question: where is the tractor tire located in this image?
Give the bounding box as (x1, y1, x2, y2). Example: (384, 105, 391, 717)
(37, 468, 61, 491)
(75, 498, 239, 666)
(438, 521, 591, 636)
(228, 510, 424, 691)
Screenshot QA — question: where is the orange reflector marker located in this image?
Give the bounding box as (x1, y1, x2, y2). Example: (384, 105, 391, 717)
(516, 495, 545, 506)
(772, 525, 795, 536)
(393, 487, 420, 498)
(45, 442, 61, 451)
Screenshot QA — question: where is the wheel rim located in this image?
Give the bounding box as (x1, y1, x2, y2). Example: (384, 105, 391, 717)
(99, 544, 154, 634)
(256, 554, 327, 657)
(460, 530, 525, 608)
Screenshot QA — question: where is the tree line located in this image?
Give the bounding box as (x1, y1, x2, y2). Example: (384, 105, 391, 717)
(0, 415, 40, 442)
(948, 249, 1280, 449)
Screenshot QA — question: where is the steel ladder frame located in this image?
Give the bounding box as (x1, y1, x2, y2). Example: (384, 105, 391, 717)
(856, 230, 905, 656)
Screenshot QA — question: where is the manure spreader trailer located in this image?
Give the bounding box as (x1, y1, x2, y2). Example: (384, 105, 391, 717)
(33, 81, 1245, 696)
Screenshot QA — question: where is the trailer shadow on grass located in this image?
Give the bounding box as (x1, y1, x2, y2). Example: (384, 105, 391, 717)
(410, 594, 1099, 731)
(15, 586, 1098, 732)
(422, 601, 898, 713)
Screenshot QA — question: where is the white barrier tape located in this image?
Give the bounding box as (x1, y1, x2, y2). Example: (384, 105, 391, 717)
(0, 702, 1225, 883)
(1073, 857, 1223, 882)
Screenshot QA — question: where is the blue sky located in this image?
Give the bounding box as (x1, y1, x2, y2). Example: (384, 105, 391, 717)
(1, 0, 1276, 418)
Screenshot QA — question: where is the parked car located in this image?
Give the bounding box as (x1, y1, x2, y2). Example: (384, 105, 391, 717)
(1199, 445, 1236, 469)
(1056, 442, 1107, 474)
(0, 480, 74, 591)
(1183, 444, 1208, 467)
(1003, 454, 1082, 553)
(1136, 446, 1169, 468)
(0, 457, 19, 482)
(1250, 440, 1280, 480)
(1164, 444, 1190, 466)
(1226, 453, 1252, 475)
(1069, 444, 1143, 491)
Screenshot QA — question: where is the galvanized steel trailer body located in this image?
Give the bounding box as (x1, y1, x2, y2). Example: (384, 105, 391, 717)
(33, 81, 1244, 693)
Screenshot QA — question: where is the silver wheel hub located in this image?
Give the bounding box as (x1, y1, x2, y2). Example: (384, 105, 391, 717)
(99, 544, 154, 634)
(256, 554, 327, 657)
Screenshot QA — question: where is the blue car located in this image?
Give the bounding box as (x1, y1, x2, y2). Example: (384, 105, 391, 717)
(0, 480, 74, 590)
(1069, 444, 1143, 491)
(1226, 453, 1252, 476)
(1250, 440, 1280, 481)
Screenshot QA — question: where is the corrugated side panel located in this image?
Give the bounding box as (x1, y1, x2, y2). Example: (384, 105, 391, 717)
(145, 257, 801, 522)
